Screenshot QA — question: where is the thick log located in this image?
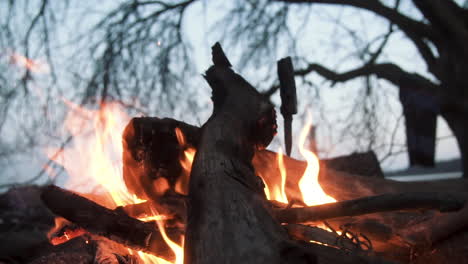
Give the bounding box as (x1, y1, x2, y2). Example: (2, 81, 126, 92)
(121, 113, 468, 262)
(122, 117, 200, 201)
(122, 117, 468, 203)
(322, 151, 384, 178)
(183, 43, 314, 264)
(274, 192, 466, 224)
(40, 185, 181, 260)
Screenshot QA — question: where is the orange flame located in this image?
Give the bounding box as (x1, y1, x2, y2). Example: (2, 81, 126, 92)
(155, 218, 184, 264)
(46, 99, 335, 262)
(260, 148, 288, 203)
(298, 118, 335, 206)
(276, 148, 289, 203)
(47, 101, 141, 207)
(261, 118, 335, 207)
(174, 127, 196, 195)
(46, 101, 183, 263)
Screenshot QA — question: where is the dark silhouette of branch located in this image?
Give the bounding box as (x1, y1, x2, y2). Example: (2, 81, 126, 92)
(274, 0, 435, 39)
(296, 62, 438, 93)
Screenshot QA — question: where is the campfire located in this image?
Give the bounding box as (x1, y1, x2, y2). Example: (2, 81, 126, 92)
(6, 43, 468, 264)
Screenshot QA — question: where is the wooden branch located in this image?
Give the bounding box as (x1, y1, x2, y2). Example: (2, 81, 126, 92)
(274, 0, 435, 39)
(398, 199, 468, 247)
(294, 62, 438, 95)
(41, 185, 181, 260)
(274, 192, 466, 224)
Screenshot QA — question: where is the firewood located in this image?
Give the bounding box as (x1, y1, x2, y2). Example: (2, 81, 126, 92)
(274, 192, 466, 224)
(121, 114, 468, 262)
(122, 117, 468, 204)
(183, 42, 314, 264)
(398, 199, 468, 247)
(120, 190, 187, 222)
(322, 151, 383, 177)
(122, 117, 199, 201)
(40, 185, 181, 261)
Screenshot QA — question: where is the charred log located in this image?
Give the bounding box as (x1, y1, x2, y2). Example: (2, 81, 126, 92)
(40, 185, 181, 260)
(122, 116, 468, 204)
(322, 151, 383, 178)
(183, 42, 311, 264)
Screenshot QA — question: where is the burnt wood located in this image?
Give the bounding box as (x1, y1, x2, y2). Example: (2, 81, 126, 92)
(122, 117, 468, 202)
(40, 185, 180, 261)
(322, 151, 384, 178)
(121, 115, 468, 263)
(183, 43, 312, 264)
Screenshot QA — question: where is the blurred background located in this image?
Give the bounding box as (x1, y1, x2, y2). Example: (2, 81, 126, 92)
(1, 0, 466, 190)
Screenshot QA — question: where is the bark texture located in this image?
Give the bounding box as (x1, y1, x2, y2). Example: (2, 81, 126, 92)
(183, 43, 311, 264)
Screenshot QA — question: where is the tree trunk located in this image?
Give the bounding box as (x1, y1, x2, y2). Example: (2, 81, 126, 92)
(440, 107, 468, 178)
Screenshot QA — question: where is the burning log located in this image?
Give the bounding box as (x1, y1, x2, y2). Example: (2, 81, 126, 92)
(183, 42, 314, 264)
(122, 116, 199, 201)
(253, 150, 468, 201)
(121, 93, 468, 262)
(40, 185, 181, 260)
(274, 192, 466, 224)
(122, 116, 468, 204)
(182, 43, 397, 264)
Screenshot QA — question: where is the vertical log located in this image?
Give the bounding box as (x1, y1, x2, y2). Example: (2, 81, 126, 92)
(184, 43, 312, 264)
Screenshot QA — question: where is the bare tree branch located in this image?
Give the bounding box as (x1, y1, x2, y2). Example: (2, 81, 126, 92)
(274, 0, 435, 39)
(296, 62, 438, 93)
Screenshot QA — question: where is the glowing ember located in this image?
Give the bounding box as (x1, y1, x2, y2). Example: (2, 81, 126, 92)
(298, 118, 335, 206)
(47, 217, 87, 246)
